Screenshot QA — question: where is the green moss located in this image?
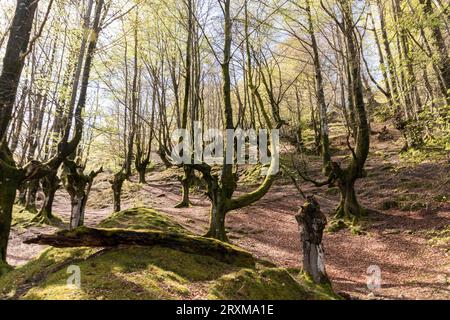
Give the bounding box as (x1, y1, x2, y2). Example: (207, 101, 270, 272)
(22, 246, 230, 300)
(1, 207, 338, 300)
(398, 147, 447, 166)
(11, 205, 36, 227)
(326, 217, 366, 235)
(11, 205, 65, 228)
(0, 247, 100, 298)
(98, 207, 187, 234)
(422, 226, 450, 248)
(433, 194, 449, 203)
(239, 165, 264, 185)
(298, 272, 343, 300)
(208, 268, 340, 300)
(0, 260, 13, 277)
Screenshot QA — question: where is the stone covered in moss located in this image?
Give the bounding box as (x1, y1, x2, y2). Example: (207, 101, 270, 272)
(209, 268, 340, 300)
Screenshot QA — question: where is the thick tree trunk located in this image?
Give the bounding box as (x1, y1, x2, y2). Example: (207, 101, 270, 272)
(295, 196, 329, 285)
(335, 176, 363, 220)
(69, 193, 88, 229)
(205, 196, 228, 242)
(24, 226, 254, 266)
(138, 167, 146, 184)
(0, 145, 21, 273)
(33, 171, 60, 223)
(0, 0, 38, 273)
(175, 166, 193, 208)
(25, 180, 39, 213)
(62, 161, 102, 229)
(0, 177, 16, 275)
(0, 179, 17, 262)
(0, 0, 38, 141)
(110, 171, 126, 213)
(327, 1, 369, 224)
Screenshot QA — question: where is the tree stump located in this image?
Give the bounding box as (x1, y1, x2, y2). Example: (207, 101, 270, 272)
(295, 196, 330, 284)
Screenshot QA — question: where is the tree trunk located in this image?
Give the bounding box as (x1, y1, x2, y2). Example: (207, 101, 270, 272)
(137, 167, 146, 184)
(295, 196, 329, 285)
(69, 192, 87, 229)
(62, 160, 102, 229)
(335, 176, 363, 219)
(0, 0, 38, 141)
(24, 226, 254, 266)
(25, 180, 39, 213)
(33, 171, 60, 223)
(0, 0, 38, 273)
(0, 145, 21, 273)
(0, 176, 16, 275)
(306, 0, 331, 168)
(175, 166, 193, 208)
(110, 171, 127, 213)
(205, 194, 228, 242)
(329, 0, 369, 223)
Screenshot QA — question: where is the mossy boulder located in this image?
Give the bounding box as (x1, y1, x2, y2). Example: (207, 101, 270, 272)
(1, 207, 339, 300)
(209, 268, 340, 300)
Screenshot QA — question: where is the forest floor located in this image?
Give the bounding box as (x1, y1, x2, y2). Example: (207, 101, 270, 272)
(7, 124, 450, 300)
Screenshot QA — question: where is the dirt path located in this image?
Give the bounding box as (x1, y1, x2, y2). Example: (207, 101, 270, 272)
(7, 138, 450, 300)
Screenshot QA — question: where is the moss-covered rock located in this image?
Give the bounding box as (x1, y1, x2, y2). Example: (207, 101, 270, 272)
(1, 207, 339, 300)
(209, 268, 340, 300)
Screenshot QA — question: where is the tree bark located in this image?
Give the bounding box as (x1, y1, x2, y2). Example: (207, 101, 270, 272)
(306, 0, 331, 169)
(420, 0, 450, 101)
(24, 226, 255, 266)
(176, 0, 194, 208)
(0, 0, 38, 141)
(34, 171, 60, 223)
(295, 196, 329, 285)
(24, 180, 39, 213)
(62, 160, 102, 229)
(0, 146, 21, 273)
(110, 170, 127, 213)
(176, 166, 193, 208)
(0, 0, 38, 271)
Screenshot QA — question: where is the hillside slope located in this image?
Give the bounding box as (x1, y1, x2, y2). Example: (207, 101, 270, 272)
(0, 208, 338, 300)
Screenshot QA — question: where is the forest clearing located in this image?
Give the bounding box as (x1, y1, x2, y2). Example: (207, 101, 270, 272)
(0, 0, 449, 302)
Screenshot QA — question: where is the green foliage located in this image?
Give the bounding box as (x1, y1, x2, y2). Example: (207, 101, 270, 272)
(399, 146, 448, 166)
